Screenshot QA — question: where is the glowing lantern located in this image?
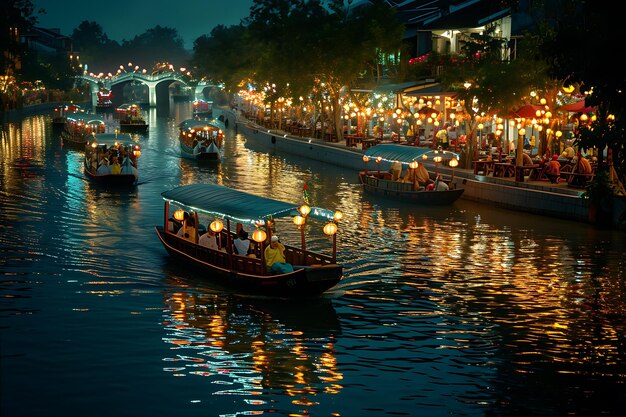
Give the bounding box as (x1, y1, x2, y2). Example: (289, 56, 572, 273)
(252, 229, 267, 243)
(519, 128, 526, 136)
(363, 155, 370, 163)
(333, 211, 343, 221)
(299, 204, 311, 217)
(173, 209, 185, 221)
(409, 160, 418, 169)
(210, 219, 224, 233)
(422, 154, 428, 160)
(293, 215, 305, 227)
(91, 141, 98, 148)
(449, 158, 459, 168)
(555, 131, 563, 138)
(323, 222, 338, 236)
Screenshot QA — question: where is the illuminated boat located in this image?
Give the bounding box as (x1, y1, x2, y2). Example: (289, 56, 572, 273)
(117, 104, 148, 133)
(155, 183, 344, 297)
(358, 144, 464, 205)
(83, 133, 140, 186)
(52, 103, 84, 128)
(192, 99, 212, 116)
(178, 118, 225, 161)
(61, 112, 106, 149)
(96, 88, 114, 111)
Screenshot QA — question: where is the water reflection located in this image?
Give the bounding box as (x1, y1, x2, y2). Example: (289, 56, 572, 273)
(161, 281, 343, 415)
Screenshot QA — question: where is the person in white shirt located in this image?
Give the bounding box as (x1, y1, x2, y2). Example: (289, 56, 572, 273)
(199, 228, 219, 250)
(233, 229, 250, 256)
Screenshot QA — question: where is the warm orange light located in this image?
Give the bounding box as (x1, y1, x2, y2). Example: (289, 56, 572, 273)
(363, 155, 370, 163)
(173, 209, 185, 221)
(409, 160, 418, 169)
(252, 229, 266, 243)
(210, 219, 224, 233)
(449, 158, 459, 167)
(323, 222, 337, 236)
(293, 215, 305, 226)
(299, 204, 311, 217)
(333, 211, 343, 221)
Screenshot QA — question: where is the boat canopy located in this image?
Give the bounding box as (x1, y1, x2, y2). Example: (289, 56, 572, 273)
(66, 112, 106, 125)
(179, 118, 225, 132)
(89, 133, 134, 145)
(365, 144, 459, 165)
(364, 144, 431, 164)
(162, 183, 335, 226)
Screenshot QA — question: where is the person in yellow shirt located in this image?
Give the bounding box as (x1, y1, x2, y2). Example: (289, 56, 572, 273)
(110, 156, 121, 174)
(264, 235, 293, 273)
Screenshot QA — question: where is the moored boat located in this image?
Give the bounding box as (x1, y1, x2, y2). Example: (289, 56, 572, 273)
(155, 183, 344, 297)
(117, 104, 148, 133)
(359, 144, 464, 205)
(178, 118, 225, 161)
(83, 133, 140, 186)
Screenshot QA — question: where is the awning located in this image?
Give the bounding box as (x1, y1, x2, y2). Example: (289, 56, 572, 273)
(403, 83, 457, 97)
(560, 100, 596, 113)
(178, 118, 226, 131)
(509, 104, 543, 119)
(162, 183, 335, 226)
(364, 144, 430, 164)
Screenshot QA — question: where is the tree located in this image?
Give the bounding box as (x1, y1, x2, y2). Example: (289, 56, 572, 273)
(122, 26, 189, 69)
(71, 21, 117, 71)
(539, 0, 625, 185)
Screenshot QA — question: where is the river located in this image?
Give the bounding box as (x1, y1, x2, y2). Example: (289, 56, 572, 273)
(1, 102, 625, 417)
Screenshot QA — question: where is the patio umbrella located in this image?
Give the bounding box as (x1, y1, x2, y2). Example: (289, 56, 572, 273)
(560, 100, 596, 113)
(509, 104, 543, 119)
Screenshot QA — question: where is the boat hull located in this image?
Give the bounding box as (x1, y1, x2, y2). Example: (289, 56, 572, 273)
(155, 226, 342, 297)
(359, 172, 464, 204)
(119, 122, 148, 133)
(179, 142, 220, 161)
(84, 169, 137, 186)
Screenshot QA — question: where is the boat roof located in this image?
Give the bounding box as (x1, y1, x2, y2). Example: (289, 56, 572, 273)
(365, 144, 459, 164)
(178, 118, 225, 131)
(65, 112, 106, 124)
(89, 133, 134, 145)
(162, 183, 335, 226)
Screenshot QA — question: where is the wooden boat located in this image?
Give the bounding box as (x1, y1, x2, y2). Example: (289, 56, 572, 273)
(95, 88, 114, 111)
(155, 183, 344, 297)
(52, 103, 83, 128)
(117, 104, 148, 133)
(83, 133, 140, 186)
(61, 112, 107, 149)
(192, 99, 212, 116)
(178, 118, 225, 161)
(359, 144, 464, 205)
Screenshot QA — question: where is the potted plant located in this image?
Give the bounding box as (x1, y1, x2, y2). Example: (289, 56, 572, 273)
(582, 170, 615, 226)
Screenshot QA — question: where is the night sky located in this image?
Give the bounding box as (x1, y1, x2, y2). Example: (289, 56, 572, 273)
(31, 0, 255, 49)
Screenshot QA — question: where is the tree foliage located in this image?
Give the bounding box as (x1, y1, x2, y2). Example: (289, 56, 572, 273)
(538, 0, 625, 182)
(1, 0, 38, 74)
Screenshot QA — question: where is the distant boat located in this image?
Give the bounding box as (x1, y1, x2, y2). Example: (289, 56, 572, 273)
(178, 118, 225, 161)
(52, 103, 84, 128)
(61, 112, 106, 149)
(83, 133, 140, 186)
(358, 144, 464, 205)
(116, 104, 148, 133)
(96, 88, 114, 111)
(192, 99, 212, 117)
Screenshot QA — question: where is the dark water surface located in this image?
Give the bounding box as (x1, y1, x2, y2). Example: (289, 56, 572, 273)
(1, 104, 625, 417)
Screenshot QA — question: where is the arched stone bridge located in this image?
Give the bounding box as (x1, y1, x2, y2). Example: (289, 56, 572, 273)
(78, 72, 216, 107)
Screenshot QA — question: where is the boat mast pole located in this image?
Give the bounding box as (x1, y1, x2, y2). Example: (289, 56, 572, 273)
(332, 233, 337, 263)
(164, 201, 169, 231)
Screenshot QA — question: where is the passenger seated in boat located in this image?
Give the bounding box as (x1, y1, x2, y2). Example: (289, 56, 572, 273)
(426, 176, 449, 191)
(416, 163, 431, 185)
(176, 215, 197, 243)
(110, 156, 121, 174)
(389, 161, 402, 181)
(264, 235, 293, 273)
(234, 229, 253, 257)
(97, 158, 111, 175)
(199, 228, 219, 251)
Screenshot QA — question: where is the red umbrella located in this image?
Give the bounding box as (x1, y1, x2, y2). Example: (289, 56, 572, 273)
(560, 100, 596, 113)
(509, 104, 543, 119)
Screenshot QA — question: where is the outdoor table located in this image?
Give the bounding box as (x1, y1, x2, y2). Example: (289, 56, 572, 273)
(493, 162, 516, 177)
(473, 160, 494, 175)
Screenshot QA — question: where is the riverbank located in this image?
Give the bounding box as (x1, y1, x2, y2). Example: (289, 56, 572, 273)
(217, 107, 626, 230)
(1, 101, 91, 123)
